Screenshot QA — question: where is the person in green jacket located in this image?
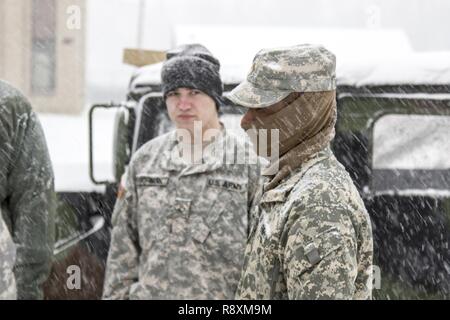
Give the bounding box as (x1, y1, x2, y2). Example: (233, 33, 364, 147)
(0, 79, 56, 299)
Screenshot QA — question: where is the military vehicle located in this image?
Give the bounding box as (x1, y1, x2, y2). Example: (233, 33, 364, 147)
(44, 47, 450, 300)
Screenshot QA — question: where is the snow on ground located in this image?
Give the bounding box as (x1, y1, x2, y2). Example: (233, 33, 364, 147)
(38, 109, 116, 192)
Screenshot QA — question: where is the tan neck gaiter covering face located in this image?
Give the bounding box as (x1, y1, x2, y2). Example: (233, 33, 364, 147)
(242, 90, 337, 191)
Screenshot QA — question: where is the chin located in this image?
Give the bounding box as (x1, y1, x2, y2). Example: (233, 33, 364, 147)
(175, 123, 194, 132)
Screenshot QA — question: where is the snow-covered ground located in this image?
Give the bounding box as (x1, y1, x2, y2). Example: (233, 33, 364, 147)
(38, 109, 116, 192)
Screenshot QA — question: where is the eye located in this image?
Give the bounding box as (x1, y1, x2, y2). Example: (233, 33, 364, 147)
(166, 91, 178, 98)
(190, 89, 202, 96)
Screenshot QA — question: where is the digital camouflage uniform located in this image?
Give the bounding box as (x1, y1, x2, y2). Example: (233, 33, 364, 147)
(0, 80, 56, 300)
(235, 147, 373, 299)
(0, 209, 16, 299)
(103, 129, 261, 299)
(228, 44, 374, 300)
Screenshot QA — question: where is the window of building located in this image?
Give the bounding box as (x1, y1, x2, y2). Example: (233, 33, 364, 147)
(31, 0, 56, 95)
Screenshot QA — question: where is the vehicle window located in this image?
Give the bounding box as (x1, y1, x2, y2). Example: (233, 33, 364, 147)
(372, 114, 450, 192)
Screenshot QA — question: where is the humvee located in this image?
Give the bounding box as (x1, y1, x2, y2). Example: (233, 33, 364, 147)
(44, 50, 450, 300)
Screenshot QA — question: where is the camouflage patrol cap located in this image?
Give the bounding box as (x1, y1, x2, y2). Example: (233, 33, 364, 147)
(229, 44, 336, 108)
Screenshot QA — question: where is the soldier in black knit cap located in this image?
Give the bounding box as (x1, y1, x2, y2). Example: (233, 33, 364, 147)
(161, 43, 224, 110)
(103, 44, 262, 299)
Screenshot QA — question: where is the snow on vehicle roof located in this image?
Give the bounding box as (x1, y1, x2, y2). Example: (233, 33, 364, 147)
(130, 26, 450, 89)
(338, 52, 450, 86)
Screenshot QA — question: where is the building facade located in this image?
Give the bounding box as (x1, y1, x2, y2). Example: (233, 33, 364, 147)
(0, 0, 85, 114)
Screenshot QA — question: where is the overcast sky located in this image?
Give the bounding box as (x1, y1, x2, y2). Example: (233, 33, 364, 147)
(85, 0, 450, 103)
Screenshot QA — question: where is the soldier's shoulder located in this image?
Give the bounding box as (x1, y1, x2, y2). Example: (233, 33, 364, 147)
(132, 131, 174, 161)
(284, 157, 368, 235)
(286, 174, 358, 242)
(285, 156, 366, 231)
(0, 80, 33, 115)
(296, 155, 356, 200)
(130, 131, 175, 170)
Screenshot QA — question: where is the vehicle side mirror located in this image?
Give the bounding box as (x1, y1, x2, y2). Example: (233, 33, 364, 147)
(88, 102, 131, 185)
(113, 106, 132, 182)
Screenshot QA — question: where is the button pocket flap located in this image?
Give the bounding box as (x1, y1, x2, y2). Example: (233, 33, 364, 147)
(136, 174, 169, 187)
(291, 227, 343, 277)
(173, 198, 192, 218)
(205, 198, 227, 227)
(191, 217, 211, 243)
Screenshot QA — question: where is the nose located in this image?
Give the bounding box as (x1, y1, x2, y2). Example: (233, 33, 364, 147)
(177, 95, 192, 111)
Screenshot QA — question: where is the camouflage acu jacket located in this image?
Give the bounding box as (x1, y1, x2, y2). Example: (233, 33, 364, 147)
(0, 80, 55, 299)
(236, 147, 373, 300)
(103, 129, 261, 299)
(0, 210, 16, 300)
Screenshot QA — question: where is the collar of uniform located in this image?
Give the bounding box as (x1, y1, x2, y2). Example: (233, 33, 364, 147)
(260, 146, 333, 204)
(299, 145, 333, 176)
(160, 130, 183, 172)
(160, 126, 227, 176)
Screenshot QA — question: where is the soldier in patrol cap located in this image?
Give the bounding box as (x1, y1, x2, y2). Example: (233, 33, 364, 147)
(228, 44, 374, 299)
(103, 44, 261, 299)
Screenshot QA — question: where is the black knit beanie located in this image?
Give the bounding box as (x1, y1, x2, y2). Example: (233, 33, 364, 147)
(161, 44, 223, 108)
